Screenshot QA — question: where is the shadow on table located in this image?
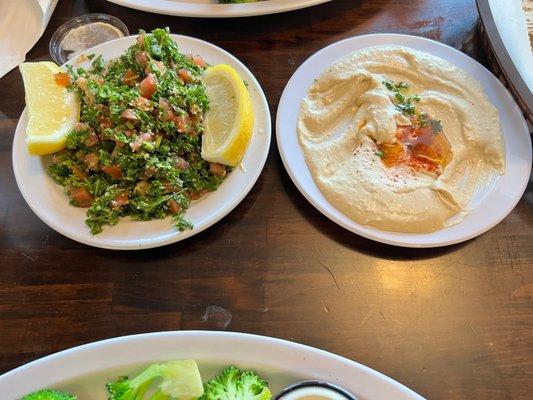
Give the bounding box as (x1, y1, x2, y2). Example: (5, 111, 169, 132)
(101, 164, 267, 262)
(277, 157, 469, 261)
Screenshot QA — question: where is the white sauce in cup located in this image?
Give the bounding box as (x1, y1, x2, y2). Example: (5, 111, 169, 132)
(279, 386, 350, 400)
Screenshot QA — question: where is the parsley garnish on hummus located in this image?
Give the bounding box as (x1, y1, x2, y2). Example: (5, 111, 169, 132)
(382, 80, 442, 131)
(48, 28, 228, 234)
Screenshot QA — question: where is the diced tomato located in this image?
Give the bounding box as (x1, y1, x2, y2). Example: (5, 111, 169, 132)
(123, 69, 138, 85)
(85, 131, 100, 147)
(84, 153, 99, 171)
(189, 189, 209, 200)
(168, 199, 182, 214)
(135, 50, 149, 67)
(163, 182, 179, 193)
(102, 165, 122, 180)
(71, 165, 87, 180)
(175, 157, 189, 170)
(133, 96, 152, 111)
(121, 109, 138, 121)
(159, 97, 176, 122)
(130, 132, 153, 152)
(100, 118, 112, 129)
(209, 162, 227, 178)
(54, 72, 71, 87)
(172, 114, 190, 133)
(191, 54, 207, 68)
(111, 191, 129, 207)
(154, 61, 166, 73)
(178, 68, 193, 84)
(70, 187, 94, 207)
(73, 122, 89, 132)
(143, 165, 157, 178)
(139, 74, 156, 99)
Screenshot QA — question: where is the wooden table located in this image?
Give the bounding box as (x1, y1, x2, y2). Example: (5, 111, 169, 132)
(1, 0, 532, 398)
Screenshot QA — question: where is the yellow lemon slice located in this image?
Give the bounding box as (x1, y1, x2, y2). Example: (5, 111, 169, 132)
(19, 62, 80, 155)
(201, 64, 254, 167)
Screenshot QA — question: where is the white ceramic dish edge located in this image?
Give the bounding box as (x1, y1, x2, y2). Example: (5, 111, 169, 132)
(276, 33, 532, 248)
(107, 0, 333, 18)
(0, 331, 426, 400)
(12, 34, 271, 250)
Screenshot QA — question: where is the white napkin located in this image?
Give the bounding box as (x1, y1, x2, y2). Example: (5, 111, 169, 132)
(0, 0, 58, 78)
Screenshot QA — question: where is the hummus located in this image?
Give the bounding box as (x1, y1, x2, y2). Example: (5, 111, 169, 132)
(298, 46, 505, 233)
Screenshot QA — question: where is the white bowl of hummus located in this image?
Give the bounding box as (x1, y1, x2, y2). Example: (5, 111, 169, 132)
(277, 34, 531, 247)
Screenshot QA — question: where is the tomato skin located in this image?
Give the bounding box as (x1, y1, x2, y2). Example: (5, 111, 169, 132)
(54, 72, 71, 87)
(111, 191, 129, 207)
(178, 68, 193, 84)
(135, 50, 149, 67)
(172, 114, 190, 133)
(71, 165, 88, 180)
(139, 74, 157, 99)
(123, 69, 138, 85)
(102, 165, 122, 180)
(191, 54, 207, 68)
(121, 109, 138, 121)
(189, 189, 209, 200)
(84, 131, 100, 147)
(209, 162, 227, 178)
(70, 187, 94, 207)
(168, 199, 182, 214)
(84, 153, 100, 171)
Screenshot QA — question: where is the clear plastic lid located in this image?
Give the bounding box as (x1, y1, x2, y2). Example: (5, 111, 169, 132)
(49, 14, 129, 65)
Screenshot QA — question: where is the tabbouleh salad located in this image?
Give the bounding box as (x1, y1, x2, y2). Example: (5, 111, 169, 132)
(49, 28, 229, 234)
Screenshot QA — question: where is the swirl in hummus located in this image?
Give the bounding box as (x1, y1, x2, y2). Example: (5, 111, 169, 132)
(298, 46, 505, 233)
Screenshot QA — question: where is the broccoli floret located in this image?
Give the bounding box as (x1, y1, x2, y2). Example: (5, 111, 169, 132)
(106, 360, 204, 400)
(21, 389, 76, 400)
(200, 366, 271, 400)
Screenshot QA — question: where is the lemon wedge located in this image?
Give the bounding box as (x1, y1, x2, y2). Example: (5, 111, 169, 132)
(201, 64, 254, 167)
(19, 62, 80, 155)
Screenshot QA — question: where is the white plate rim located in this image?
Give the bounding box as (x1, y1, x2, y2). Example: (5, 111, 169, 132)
(12, 34, 271, 250)
(276, 33, 532, 248)
(107, 0, 333, 18)
(0, 330, 426, 400)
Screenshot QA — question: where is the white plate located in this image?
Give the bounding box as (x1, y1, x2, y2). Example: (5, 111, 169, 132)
(276, 34, 532, 248)
(0, 331, 425, 400)
(12, 34, 271, 250)
(107, 0, 332, 18)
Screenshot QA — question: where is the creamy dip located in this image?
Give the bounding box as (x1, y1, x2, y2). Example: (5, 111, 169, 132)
(298, 46, 505, 233)
(279, 386, 350, 400)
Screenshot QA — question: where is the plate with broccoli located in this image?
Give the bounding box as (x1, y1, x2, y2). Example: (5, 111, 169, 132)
(12, 29, 270, 250)
(1, 331, 425, 400)
(106, 0, 333, 18)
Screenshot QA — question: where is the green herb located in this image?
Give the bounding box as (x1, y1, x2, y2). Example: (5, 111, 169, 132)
(382, 80, 420, 116)
(374, 150, 384, 158)
(383, 80, 443, 133)
(418, 112, 443, 133)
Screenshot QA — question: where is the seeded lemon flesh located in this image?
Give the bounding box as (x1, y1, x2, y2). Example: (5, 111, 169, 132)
(19, 62, 80, 155)
(201, 64, 254, 167)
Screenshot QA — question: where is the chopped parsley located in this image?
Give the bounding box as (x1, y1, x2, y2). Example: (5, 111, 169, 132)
(49, 28, 228, 234)
(382, 80, 443, 132)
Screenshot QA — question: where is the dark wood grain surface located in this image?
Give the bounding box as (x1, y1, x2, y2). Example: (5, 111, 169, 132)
(1, 0, 532, 399)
